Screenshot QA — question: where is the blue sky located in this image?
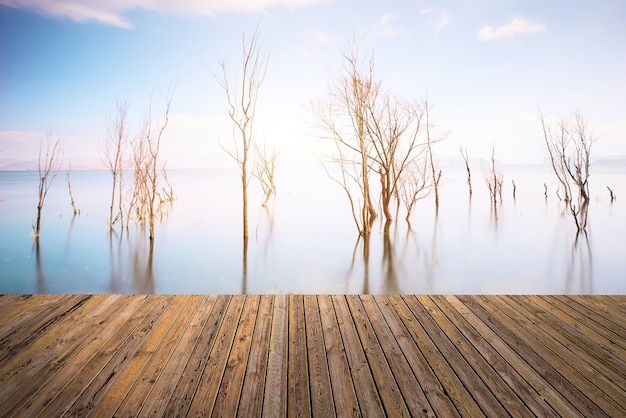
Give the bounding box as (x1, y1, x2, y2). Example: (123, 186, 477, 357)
(1, 0, 624, 168)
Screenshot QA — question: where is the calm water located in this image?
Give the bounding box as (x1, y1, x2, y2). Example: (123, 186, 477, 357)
(1, 165, 624, 294)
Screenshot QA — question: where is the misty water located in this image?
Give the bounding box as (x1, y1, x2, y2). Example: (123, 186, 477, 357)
(1, 164, 624, 294)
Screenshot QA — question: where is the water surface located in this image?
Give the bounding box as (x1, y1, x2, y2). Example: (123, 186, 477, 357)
(1, 165, 624, 294)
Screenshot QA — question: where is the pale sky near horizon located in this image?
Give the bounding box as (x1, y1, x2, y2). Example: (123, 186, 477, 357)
(1, 0, 625, 169)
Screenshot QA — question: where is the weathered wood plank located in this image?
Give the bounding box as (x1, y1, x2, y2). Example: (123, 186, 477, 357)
(406, 295, 507, 416)
(374, 295, 459, 417)
(139, 294, 218, 416)
(0, 294, 90, 364)
(303, 295, 335, 418)
(474, 295, 614, 417)
(237, 294, 274, 417)
(388, 295, 483, 417)
(443, 295, 580, 417)
(35, 294, 158, 417)
(187, 294, 246, 416)
(112, 295, 203, 416)
(500, 295, 626, 410)
(263, 294, 288, 417)
(63, 295, 176, 417)
(162, 294, 231, 417)
(433, 295, 562, 417)
(212, 294, 260, 416)
(317, 294, 360, 418)
(566, 295, 626, 338)
(332, 295, 385, 418)
(349, 295, 412, 417)
(288, 294, 311, 417)
(0, 294, 622, 418)
(0, 294, 123, 415)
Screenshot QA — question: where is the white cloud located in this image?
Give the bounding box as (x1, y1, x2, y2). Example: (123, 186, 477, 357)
(478, 17, 546, 42)
(432, 11, 449, 33)
(372, 13, 409, 39)
(0, 0, 329, 28)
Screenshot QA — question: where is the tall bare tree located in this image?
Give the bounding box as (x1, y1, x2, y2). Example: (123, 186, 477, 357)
(541, 111, 593, 232)
(103, 101, 129, 230)
(34, 135, 62, 237)
(137, 93, 173, 242)
(216, 27, 269, 240)
(425, 101, 443, 213)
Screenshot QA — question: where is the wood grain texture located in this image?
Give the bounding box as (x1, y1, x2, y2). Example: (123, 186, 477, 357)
(0, 294, 622, 417)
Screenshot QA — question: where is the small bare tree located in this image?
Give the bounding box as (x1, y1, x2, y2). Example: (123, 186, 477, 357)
(399, 158, 431, 222)
(104, 101, 129, 230)
(459, 146, 472, 197)
(485, 146, 503, 205)
(138, 94, 173, 241)
(253, 142, 277, 207)
(66, 162, 79, 215)
(216, 27, 269, 240)
(425, 101, 443, 212)
(34, 135, 62, 237)
(541, 111, 593, 232)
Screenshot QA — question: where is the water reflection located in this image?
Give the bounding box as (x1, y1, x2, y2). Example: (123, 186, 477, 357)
(106, 228, 156, 293)
(565, 231, 593, 293)
(33, 239, 46, 293)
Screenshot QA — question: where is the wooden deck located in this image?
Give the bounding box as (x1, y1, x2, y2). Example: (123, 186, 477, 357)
(0, 295, 624, 417)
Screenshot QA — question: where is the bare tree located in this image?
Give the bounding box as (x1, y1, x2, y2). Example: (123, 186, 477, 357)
(216, 27, 269, 240)
(253, 142, 277, 207)
(66, 162, 79, 215)
(459, 146, 472, 197)
(485, 145, 503, 205)
(313, 41, 378, 235)
(34, 135, 62, 237)
(399, 158, 431, 222)
(425, 101, 443, 212)
(541, 111, 593, 232)
(103, 101, 129, 230)
(367, 94, 427, 225)
(139, 93, 173, 241)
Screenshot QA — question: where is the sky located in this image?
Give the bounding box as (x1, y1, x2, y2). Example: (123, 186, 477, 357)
(1, 0, 625, 169)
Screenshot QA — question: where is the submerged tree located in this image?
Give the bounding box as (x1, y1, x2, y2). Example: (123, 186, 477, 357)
(314, 40, 434, 235)
(459, 145, 472, 197)
(216, 27, 269, 240)
(253, 142, 277, 207)
(103, 101, 129, 230)
(33, 135, 62, 238)
(133, 93, 173, 242)
(66, 162, 79, 215)
(541, 111, 593, 232)
(485, 145, 503, 206)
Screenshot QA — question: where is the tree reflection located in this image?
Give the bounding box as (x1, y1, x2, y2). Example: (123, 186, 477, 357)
(34, 238, 46, 293)
(564, 231, 593, 293)
(381, 220, 399, 293)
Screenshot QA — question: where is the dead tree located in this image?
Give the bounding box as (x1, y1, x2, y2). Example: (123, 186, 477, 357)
(253, 142, 277, 207)
(459, 145, 472, 197)
(366, 94, 428, 225)
(541, 111, 593, 232)
(34, 135, 62, 237)
(66, 162, 79, 215)
(216, 27, 269, 240)
(399, 157, 431, 221)
(607, 186, 615, 202)
(425, 101, 443, 212)
(313, 41, 377, 235)
(485, 145, 503, 205)
(103, 101, 129, 230)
